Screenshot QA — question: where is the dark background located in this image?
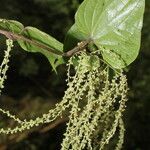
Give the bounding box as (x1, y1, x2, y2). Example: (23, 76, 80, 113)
(0, 0, 149, 149)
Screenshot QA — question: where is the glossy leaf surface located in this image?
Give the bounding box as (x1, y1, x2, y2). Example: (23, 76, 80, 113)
(65, 0, 145, 69)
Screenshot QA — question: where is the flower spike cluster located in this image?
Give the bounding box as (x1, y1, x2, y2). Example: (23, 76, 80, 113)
(0, 48, 128, 150)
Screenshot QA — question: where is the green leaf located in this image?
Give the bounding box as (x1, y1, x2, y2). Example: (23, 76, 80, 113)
(17, 27, 64, 71)
(0, 19, 24, 33)
(0, 19, 64, 71)
(66, 0, 145, 69)
(64, 25, 87, 51)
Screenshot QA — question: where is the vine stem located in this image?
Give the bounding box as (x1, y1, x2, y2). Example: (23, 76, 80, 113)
(0, 29, 90, 57)
(63, 40, 90, 57)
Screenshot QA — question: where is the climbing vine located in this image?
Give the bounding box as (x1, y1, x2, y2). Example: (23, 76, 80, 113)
(0, 0, 145, 149)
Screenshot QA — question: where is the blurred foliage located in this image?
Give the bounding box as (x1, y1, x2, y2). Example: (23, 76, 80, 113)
(0, 95, 66, 150)
(0, 0, 149, 149)
(124, 1, 150, 149)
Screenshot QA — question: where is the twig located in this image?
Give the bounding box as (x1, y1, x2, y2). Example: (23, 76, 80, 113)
(63, 40, 90, 57)
(39, 117, 68, 133)
(0, 29, 63, 56)
(0, 29, 90, 57)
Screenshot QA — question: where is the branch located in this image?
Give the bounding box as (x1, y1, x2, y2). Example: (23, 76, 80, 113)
(0, 117, 68, 149)
(0, 29, 90, 57)
(39, 117, 68, 133)
(0, 29, 63, 56)
(63, 40, 90, 57)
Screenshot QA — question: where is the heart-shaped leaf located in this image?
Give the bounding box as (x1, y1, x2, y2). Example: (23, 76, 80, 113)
(65, 0, 145, 69)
